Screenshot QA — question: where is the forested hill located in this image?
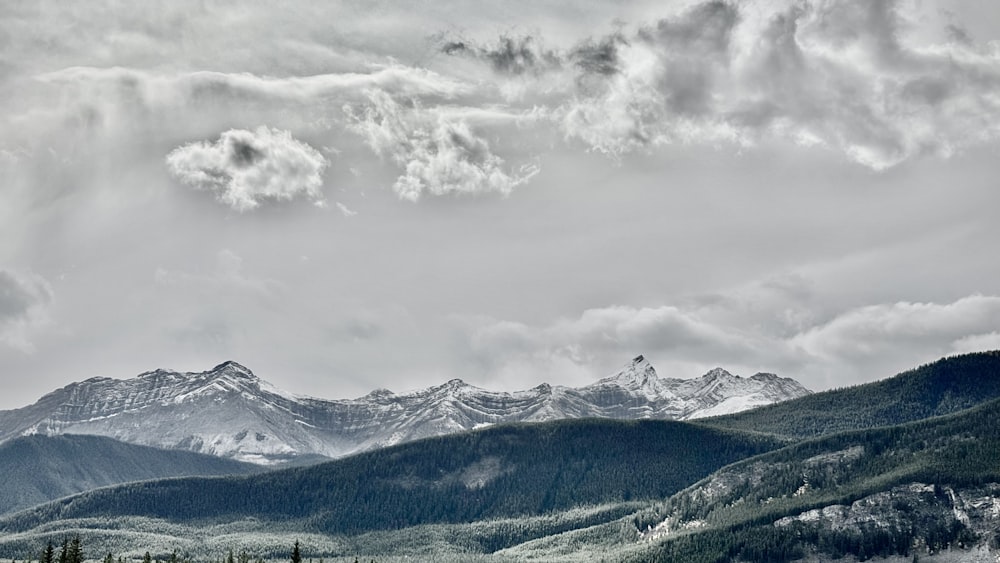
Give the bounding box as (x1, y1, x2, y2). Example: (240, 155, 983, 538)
(0, 419, 783, 535)
(0, 434, 260, 515)
(497, 395, 1000, 562)
(625, 394, 1000, 563)
(700, 351, 1000, 438)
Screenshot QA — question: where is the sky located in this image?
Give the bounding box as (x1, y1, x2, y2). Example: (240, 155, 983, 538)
(2, 0, 1000, 410)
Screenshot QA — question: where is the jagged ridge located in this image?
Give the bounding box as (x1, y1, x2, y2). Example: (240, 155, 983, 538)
(0, 356, 810, 464)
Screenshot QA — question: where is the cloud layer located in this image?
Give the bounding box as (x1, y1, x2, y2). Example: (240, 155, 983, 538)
(166, 127, 328, 211)
(441, 0, 1000, 168)
(22, 0, 1000, 209)
(465, 293, 1000, 389)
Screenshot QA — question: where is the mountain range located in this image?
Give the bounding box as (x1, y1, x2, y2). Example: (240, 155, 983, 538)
(0, 355, 810, 464)
(2, 352, 999, 562)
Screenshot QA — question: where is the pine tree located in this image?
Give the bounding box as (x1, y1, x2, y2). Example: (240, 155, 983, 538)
(103, 553, 113, 563)
(142, 551, 152, 563)
(41, 541, 54, 563)
(67, 536, 82, 563)
(226, 550, 234, 563)
(290, 541, 301, 563)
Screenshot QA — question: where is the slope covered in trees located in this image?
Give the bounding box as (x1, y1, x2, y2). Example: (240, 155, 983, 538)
(507, 395, 1000, 562)
(700, 351, 1000, 438)
(0, 435, 260, 515)
(0, 419, 783, 535)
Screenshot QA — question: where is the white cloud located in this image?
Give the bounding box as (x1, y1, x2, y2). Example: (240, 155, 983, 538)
(562, 1, 747, 156)
(464, 293, 1000, 389)
(793, 295, 1000, 361)
(166, 126, 328, 211)
(952, 332, 1000, 355)
(465, 304, 766, 381)
(551, 0, 1000, 168)
(0, 270, 54, 352)
(335, 202, 358, 217)
(36, 65, 469, 106)
(344, 90, 539, 201)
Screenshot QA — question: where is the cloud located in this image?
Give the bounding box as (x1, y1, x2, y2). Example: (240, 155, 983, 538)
(166, 126, 329, 211)
(463, 293, 1000, 389)
(569, 33, 628, 78)
(465, 304, 766, 379)
(335, 202, 358, 217)
(0, 270, 54, 352)
(32, 1, 1000, 185)
(344, 90, 539, 201)
(36, 65, 469, 106)
(440, 33, 562, 76)
(463, 0, 1000, 168)
(560, 1, 746, 157)
(952, 332, 1000, 354)
(792, 295, 1000, 361)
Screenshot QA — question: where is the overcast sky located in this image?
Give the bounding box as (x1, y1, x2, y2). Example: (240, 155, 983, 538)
(2, 0, 1000, 410)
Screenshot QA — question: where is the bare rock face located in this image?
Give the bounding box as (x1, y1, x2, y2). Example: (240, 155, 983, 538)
(0, 357, 810, 464)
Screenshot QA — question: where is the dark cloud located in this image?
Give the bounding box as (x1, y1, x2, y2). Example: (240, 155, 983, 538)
(439, 33, 561, 76)
(0, 270, 53, 352)
(945, 23, 972, 45)
(229, 139, 265, 167)
(900, 76, 952, 106)
(640, 0, 739, 59)
(569, 33, 627, 77)
(639, 1, 740, 115)
(0, 271, 48, 319)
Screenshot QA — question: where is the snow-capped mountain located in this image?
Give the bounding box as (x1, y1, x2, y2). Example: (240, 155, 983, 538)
(0, 356, 810, 464)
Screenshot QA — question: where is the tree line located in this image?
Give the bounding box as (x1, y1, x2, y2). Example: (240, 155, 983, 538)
(15, 538, 376, 563)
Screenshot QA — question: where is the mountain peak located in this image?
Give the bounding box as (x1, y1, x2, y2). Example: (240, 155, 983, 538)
(138, 368, 179, 378)
(365, 388, 394, 398)
(703, 367, 736, 381)
(431, 378, 470, 393)
(208, 361, 256, 378)
(609, 354, 658, 388)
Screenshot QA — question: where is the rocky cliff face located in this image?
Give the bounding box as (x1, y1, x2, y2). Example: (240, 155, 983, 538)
(0, 356, 810, 464)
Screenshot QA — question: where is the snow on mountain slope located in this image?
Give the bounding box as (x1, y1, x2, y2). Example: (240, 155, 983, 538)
(0, 357, 810, 464)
